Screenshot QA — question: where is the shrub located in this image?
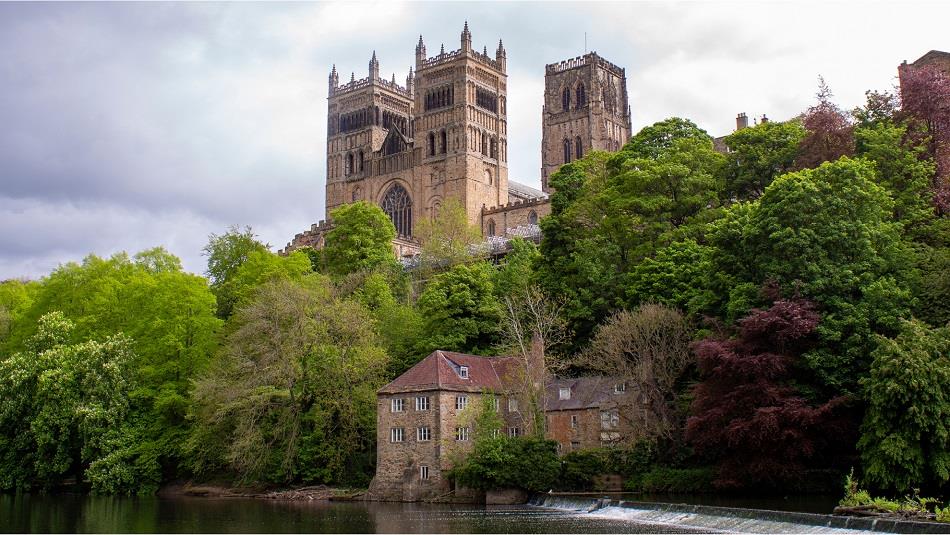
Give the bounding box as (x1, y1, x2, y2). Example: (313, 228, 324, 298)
(628, 467, 716, 493)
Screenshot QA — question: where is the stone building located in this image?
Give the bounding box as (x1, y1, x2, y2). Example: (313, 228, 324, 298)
(544, 376, 634, 454)
(282, 25, 631, 258)
(540, 52, 632, 193)
(367, 350, 525, 501)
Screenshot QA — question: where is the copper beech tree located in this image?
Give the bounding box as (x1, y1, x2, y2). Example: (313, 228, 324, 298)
(900, 64, 950, 212)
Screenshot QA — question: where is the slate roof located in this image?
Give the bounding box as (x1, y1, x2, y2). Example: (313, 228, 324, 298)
(378, 350, 522, 394)
(545, 376, 628, 411)
(911, 50, 950, 69)
(508, 180, 548, 201)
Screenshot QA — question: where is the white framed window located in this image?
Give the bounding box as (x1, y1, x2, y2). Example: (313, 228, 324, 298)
(614, 382, 626, 394)
(417, 427, 431, 441)
(492, 397, 500, 412)
(459, 365, 469, 379)
(415, 396, 429, 411)
(420, 465, 429, 480)
(571, 415, 578, 429)
(455, 427, 470, 441)
(559, 387, 571, 400)
(390, 428, 404, 443)
(491, 429, 500, 439)
(600, 409, 620, 429)
(456, 395, 468, 411)
(508, 397, 518, 412)
(391, 398, 405, 412)
(508, 427, 521, 438)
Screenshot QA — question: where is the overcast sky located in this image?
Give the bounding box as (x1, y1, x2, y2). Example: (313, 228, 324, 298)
(1, 1, 947, 280)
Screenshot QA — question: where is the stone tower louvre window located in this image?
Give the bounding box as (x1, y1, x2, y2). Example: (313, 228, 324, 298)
(424, 84, 454, 111)
(575, 136, 583, 160)
(563, 138, 571, 164)
(562, 87, 571, 111)
(382, 184, 412, 237)
(475, 87, 498, 113)
(576, 83, 587, 108)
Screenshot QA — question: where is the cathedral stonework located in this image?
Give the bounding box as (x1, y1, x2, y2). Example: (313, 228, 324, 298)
(281, 25, 630, 258)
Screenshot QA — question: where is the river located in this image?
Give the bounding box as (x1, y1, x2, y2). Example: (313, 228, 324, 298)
(1, 494, 708, 533)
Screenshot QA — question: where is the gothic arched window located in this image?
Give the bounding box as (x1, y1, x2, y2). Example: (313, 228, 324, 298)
(382, 184, 412, 237)
(487, 219, 496, 236)
(428, 132, 435, 156)
(440, 130, 447, 154)
(485, 169, 493, 185)
(575, 136, 583, 160)
(562, 88, 571, 111)
(345, 153, 353, 176)
(563, 139, 571, 164)
(576, 84, 586, 108)
(358, 150, 365, 172)
(482, 132, 489, 156)
(490, 137, 498, 159)
(528, 211, 538, 225)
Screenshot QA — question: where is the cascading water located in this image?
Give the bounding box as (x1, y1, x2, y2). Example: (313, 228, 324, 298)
(528, 494, 950, 534)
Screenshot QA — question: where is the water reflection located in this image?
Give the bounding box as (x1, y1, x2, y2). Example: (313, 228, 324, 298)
(1, 495, 706, 534)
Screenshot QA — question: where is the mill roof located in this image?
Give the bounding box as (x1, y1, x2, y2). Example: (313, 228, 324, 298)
(545, 376, 629, 411)
(378, 350, 522, 395)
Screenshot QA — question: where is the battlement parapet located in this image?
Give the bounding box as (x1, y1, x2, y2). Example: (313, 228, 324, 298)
(420, 48, 501, 72)
(545, 52, 624, 77)
(332, 77, 410, 98)
(481, 196, 549, 215)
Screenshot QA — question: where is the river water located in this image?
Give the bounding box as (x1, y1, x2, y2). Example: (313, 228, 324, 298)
(1, 494, 707, 533)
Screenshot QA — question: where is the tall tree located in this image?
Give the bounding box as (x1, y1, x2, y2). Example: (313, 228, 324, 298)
(415, 262, 502, 355)
(203, 226, 269, 319)
(900, 64, 950, 212)
(794, 77, 855, 170)
(322, 201, 398, 277)
(722, 120, 806, 200)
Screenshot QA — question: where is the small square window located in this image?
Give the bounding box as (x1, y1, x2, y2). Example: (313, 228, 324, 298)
(508, 398, 518, 412)
(455, 427, 470, 441)
(508, 427, 520, 438)
(559, 387, 571, 400)
(417, 427, 431, 441)
(420, 465, 429, 480)
(571, 415, 578, 429)
(614, 382, 626, 394)
(456, 395, 468, 411)
(390, 428, 404, 443)
(459, 366, 469, 379)
(391, 398, 404, 412)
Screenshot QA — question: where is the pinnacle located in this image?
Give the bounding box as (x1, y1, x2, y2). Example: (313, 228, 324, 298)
(440, 43, 445, 54)
(391, 73, 396, 83)
(371, 50, 377, 62)
(350, 72, 355, 82)
(463, 20, 469, 32)
(483, 45, 488, 55)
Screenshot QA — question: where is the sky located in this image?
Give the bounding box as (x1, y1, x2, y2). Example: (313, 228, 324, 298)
(1, 0, 947, 280)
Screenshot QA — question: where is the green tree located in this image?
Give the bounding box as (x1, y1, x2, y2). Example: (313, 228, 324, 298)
(322, 201, 397, 277)
(416, 262, 502, 355)
(415, 198, 482, 271)
(624, 239, 714, 314)
(188, 276, 388, 485)
(226, 249, 313, 311)
(858, 319, 950, 492)
(493, 238, 541, 299)
(722, 120, 806, 200)
(0, 312, 138, 492)
(203, 226, 269, 319)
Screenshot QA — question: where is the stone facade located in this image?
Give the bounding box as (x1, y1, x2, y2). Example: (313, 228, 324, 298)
(282, 27, 633, 258)
(544, 377, 633, 453)
(540, 52, 632, 192)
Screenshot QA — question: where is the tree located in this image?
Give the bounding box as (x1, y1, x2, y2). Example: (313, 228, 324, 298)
(0, 312, 138, 492)
(900, 64, 950, 212)
(858, 319, 950, 492)
(322, 201, 397, 277)
(722, 120, 806, 200)
(580, 304, 693, 442)
(686, 298, 850, 490)
(225, 249, 313, 311)
(414, 198, 482, 271)
(716, 158, 912, 394)
(624, 239, 714, 315)
(617, 117, 712, 161)
(794, 77, 855, 170)
(188, 276, 388, 485)
(203, 226, 269, 319)
(415, 262, 502, 355)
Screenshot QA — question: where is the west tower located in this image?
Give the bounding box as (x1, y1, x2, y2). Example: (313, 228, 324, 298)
(540, 53, 631, 192)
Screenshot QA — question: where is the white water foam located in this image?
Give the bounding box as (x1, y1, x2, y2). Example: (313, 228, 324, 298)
(588, 505, 870, 534)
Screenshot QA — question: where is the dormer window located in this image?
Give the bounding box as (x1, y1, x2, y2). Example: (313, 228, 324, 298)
(459, 366, 469, 379)
(559, 387, 571, 400)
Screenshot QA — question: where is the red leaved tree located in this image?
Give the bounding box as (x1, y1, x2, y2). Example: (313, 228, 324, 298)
(686, 297, 851, 490)
(899, 64, 950, 213)
(794, 77, 855, 170)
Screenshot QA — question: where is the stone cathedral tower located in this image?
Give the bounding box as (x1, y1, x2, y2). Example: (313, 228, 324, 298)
(540, 52, 631, 192)
(323, 22, 509, 254)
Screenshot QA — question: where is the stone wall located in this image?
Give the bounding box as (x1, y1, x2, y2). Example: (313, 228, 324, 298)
(546, 407, 602, 453)
(480, 197, 551, 237)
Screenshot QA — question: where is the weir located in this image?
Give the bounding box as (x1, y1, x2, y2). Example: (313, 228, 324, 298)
(528, 494, 950, 534)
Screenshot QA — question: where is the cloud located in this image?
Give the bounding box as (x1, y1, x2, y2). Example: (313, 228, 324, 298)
(1, 1, 948, 279)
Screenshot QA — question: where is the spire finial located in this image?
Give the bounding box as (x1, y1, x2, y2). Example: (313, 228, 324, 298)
(483, 45, 488, 55)
(440, 43, 445, 55)
(371, 50, 377, 62)
(391, 72, 396, 83)
(350, 72, 355, 82)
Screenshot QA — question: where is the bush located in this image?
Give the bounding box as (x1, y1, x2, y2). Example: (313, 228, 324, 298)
(627, 467, 716, 493)
(449, 437, 560, 492)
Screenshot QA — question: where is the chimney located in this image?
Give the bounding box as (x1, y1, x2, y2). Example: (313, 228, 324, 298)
(736, 112, 749, 131)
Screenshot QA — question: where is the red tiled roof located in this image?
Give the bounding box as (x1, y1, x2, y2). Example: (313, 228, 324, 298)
(378, 350, 522, 394)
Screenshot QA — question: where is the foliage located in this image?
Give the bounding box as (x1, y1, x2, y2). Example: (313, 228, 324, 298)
(203, 226, 269, 319)
(415, 262, 502, 355)
(624, 239, 713, 315)
(493, 238, 541, 299)
(630, 467, 716, 493)
(188, 276, 388, 485)
(722, 119, 806, 200)
(840, 469, 949, 522)
(0, 312, 139, 492)
(225, 249, 313, 311)
(794, 77, 855, 170)
(899, 64, 950, 211)
(857, 320, 950, 492)
(449, 436, 560, 492)
(415, 198, 483, 271)
(580, 304, 693, 442)
(687, 298, 851, 490)
(322, 201, 398, 277)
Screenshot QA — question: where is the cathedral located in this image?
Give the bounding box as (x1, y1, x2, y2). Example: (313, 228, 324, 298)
(282, 23, 631, 258)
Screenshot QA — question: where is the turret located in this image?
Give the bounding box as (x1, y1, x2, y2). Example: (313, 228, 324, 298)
(369, 50, 379, 81)
(415, 35, 426, 68)
(496, 39, 506, 71)
(461, 21, 472, 53)
(329, 64, 338, 95)
(406, 66, 415, 97)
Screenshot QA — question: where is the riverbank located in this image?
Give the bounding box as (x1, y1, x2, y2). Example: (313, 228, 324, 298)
(158, 482, 365, 502)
